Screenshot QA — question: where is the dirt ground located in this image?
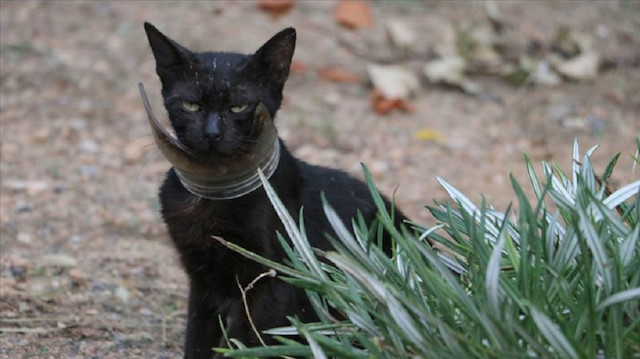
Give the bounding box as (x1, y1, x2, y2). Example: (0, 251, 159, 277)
(1, 1, 639, 358)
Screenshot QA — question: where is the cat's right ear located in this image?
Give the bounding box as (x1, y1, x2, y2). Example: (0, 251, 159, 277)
(144, 22, 193, 74)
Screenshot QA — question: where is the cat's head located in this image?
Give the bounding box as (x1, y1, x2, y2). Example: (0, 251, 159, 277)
(144, 22, 295, 159)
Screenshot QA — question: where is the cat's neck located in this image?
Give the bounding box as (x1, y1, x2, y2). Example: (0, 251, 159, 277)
(174, 138, 281, 200)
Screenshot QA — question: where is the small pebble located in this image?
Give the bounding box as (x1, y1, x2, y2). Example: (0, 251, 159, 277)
(90, 281, 109, 292)
(32, 128, 50, 143)
(81, 165, 101, 178)
(40, 253, 77, 268)
(16, 232, 32, 244)
(15, 205, 32, 214)
(370, 160, 390, 175)
(115, 286, 131, 303)
(18, 301, 30, 312)
(69, 234, 83, 243)
(586, 114, 607, 133)
(9, 255, 30, 277)
(79, 140, 99, 154)
(68, 268, 87, 283)
(547, 104, 574, 122)
(323, 91, 341, 107)
(70, 119, 87, 131)
(561, 117, 587, 129)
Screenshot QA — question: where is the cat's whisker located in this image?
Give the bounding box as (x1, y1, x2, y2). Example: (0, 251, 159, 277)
(130, 142, 157, 158)
(134, 149, 163, 184)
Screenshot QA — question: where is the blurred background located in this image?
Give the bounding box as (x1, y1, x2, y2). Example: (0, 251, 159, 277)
(1, 1, 639, 357)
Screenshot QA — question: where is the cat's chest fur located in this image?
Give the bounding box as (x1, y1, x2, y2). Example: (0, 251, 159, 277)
(159, 165, 293, 293)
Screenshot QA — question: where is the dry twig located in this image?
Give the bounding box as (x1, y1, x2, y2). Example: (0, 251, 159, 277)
(235, 269, 277, 347)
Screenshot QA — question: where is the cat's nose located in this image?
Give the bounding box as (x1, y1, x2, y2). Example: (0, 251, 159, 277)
(203, 113, 223, 141)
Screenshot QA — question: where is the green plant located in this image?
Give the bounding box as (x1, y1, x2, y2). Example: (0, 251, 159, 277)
(216, 139, 640, 359)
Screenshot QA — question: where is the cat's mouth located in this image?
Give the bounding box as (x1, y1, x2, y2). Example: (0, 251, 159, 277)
(139, 83, 280, 200)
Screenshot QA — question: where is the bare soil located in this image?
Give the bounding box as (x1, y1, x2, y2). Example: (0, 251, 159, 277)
(1, 2, 639, 358)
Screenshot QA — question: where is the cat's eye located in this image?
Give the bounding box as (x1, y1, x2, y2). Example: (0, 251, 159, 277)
(181, 101, 201, 112)
(230, 104, 249, 113)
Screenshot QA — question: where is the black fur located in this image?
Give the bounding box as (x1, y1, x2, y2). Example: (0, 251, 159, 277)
(144, 23, 406, 359)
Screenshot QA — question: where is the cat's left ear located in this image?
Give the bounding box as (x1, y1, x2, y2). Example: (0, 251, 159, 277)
(247, 28, 296, 87)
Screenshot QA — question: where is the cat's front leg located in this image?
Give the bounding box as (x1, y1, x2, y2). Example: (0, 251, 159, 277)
(184, 288, 222, 359)
(224, 279, 295, 348)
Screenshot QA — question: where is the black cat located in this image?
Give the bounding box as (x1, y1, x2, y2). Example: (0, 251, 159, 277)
(143, 23, 406, 359)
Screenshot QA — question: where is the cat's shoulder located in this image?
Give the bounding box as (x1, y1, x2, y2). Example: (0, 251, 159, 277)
(296, 160, 376, 214)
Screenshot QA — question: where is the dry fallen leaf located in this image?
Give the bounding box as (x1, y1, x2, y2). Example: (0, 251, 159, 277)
(549, 28, 599, 81)
(551, 27, 586, 58)
(457, 24, 503, 72)
(424, 56, 465, 83)
(318, 67, 360, 83)
(335, 0, 374, 29)
(367, 64, 419, 100)
(371, 89, 415, 115)
(371, 95, 396, 114)
(290, 60, 309, 74)
(424, 56, 482, 94)
(385, 19, 416, 49)
(414, 128, 445, 142)
(552, 51, 600, 81)
(256, 0, 295, 17)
